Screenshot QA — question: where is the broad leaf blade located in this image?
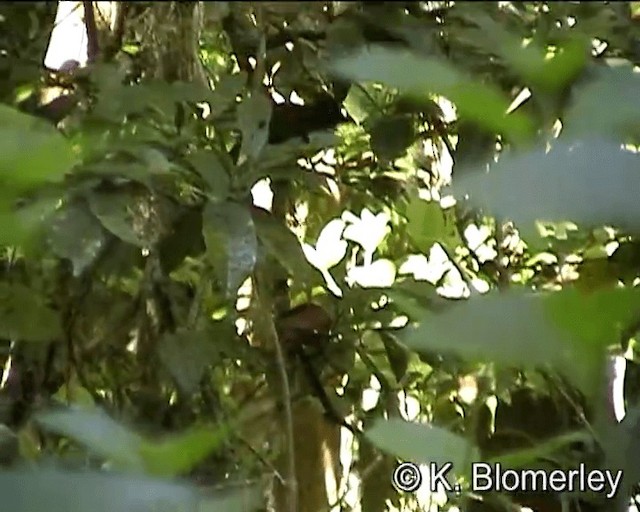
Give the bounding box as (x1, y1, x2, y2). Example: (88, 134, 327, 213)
(367, 418, 479, 470)
(454, 139, 640, 233)
(36, 408, 144, 471)
(0, 469, 198, 512)
(139, 425, 230, 477)
(402, 289, 638, 395)
(203, 201, 257, 297)
(564, 65, 640, 140)
(157, 329, 222, 394)
(0, 105, 77, 196)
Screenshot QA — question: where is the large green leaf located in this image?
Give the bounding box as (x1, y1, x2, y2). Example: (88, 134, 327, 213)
(139, 425, 230, 478)
(37, 408, 229, 478)
(367, 418, 479, 471)
(237, 93, 272, 164)
(402, 288, 639, 394)
(157, 329, 222, 394)
(564, 65, 640, 140)
(253, 207, 323, 286)
(47, 201, 106, 276)
(489, 430, 592, 470)
(457, 12, 587, 92)
(545, 287, 640, 352)
(403, 196, 463, 253)
(0, 469, 198, 512)
(0, 195, 59, 248)
(330, 46, 534, 142)
(454, 139, 640, 234)
(187, 150, 230, 200)
(203, 201, 257, 297)
(89, 189, 146, 247)
(36, 409, 145, 471)
(0, 105, 77, 197)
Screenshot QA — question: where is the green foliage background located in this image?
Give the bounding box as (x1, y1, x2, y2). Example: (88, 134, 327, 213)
(1, 2, 640, 512)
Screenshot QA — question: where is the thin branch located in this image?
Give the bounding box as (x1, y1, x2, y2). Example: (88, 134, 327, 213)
(268, 315, 298, 512)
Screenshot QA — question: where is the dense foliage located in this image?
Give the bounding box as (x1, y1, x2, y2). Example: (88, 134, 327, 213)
(2, 2, 640, 512)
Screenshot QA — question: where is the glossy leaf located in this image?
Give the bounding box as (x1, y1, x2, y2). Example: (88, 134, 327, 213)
(237, 92, 272, 164)
(187, 150, 230, 199)
(0, 196, 59, 248)
(203, 201, 257, 297)
(47, 201, 106, 276)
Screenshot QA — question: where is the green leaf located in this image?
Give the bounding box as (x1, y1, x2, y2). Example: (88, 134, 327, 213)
(187, 150, 230, 199)
(0, 469, 198, 512)
(252, 208, 323, 286)
(402, 289, 636, 395)
(489, 430, 592, 469)
(0, 283, 62, 342)
(36, 408, 145, 471)
(237, 93, 272, 164)
(368, 115, 415, 160)
(157, 329, 221, 394)
(459, 14, 587, 92)
(203, 201, 257, 297)
(367, 418, 479, 471)
(330, 46, 534, 142)
(89, 189, 151, 247)
(0, 195, 59, 248)
(47, 201, 106, 276)
(545, 287, 640, 352)
(454, 139, 640, 234)
(564, 65, 640, 140)
(209, 72, 247, 117)
(139, 425, 229, 477)
(53, 376, 96, 409)
(343, 84, 382, 124)
(0, 105, 77, 197)
(381, 331, 410, 384)
(404, 196, 462, 253)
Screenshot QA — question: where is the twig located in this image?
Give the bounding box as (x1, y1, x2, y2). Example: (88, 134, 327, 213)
(236, 434, 286, 485)
(267, 315, 297, 512)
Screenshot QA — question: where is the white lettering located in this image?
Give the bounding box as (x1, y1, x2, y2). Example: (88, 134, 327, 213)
(469, 463, 622, 498)
(471, 463, 492, 491)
